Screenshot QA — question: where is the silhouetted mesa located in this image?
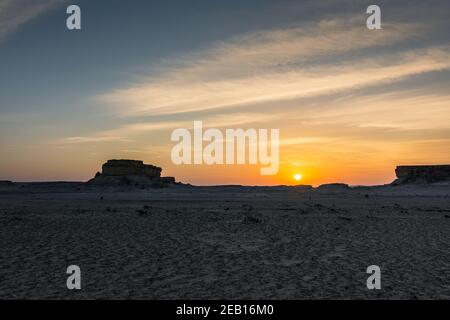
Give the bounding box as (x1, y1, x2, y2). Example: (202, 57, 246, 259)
(0, 180, 14, 187)
(394, 165, 450, 184)
(317, 183, 350, 193)
(102, 159, 161, 178)
(318, 183, 350, 190)
(88, 159, 176, 187)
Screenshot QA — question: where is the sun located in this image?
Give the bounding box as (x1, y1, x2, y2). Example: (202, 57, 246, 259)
(293, 174, 302, 182)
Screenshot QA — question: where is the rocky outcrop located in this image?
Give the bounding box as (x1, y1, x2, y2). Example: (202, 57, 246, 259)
(87, 159, 176, 187)
(159, 177, 176, 184)
(317, 183, 350, 190)
(393, 165, 450, 185)
(0, 180, 14, 187)
(102, 159, 161, 178)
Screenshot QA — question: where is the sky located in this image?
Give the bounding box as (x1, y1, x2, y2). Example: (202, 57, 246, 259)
(0, 0, 449, 186)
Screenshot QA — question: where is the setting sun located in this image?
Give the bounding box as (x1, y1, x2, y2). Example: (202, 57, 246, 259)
(294, 174, 302, 181)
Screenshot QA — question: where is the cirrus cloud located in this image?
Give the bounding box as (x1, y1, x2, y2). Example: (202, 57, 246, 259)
(0, 0, 67, 41)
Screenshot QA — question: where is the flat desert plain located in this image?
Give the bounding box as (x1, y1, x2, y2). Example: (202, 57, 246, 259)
(1, 183, 450, 299)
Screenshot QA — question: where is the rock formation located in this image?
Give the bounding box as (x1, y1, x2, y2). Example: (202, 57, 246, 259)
(317, 183, 350, 192)
(102, 159, 161, 178)
(0, 180, 14, 187)
(88, 159, 176, 187)
(393, 165, 450, 185)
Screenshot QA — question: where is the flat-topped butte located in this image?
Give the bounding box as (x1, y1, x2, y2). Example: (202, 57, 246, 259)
(88, 159, 175, 187)
(394, 165, 450, 184)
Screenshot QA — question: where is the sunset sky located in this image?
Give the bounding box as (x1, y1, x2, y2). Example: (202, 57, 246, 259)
(0, 0, 449, 186)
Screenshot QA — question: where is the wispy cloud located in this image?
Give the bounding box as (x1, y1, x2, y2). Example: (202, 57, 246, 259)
(0, 0, 66, 40)
(0, 111, 34, 123)
(300, 91, 450, 131)
(58, 136, 130, 144)
(97, 17, 444, 117)
(56, 112, 277, 144)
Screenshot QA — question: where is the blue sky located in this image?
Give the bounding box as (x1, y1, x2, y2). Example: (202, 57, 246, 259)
(0, 0, 449, 184)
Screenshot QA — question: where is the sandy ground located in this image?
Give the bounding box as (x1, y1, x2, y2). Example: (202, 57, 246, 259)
(1, 183, 450, 299)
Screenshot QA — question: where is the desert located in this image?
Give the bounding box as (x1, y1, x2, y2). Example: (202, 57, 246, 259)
(1, 161, 449, 299)
(2, 0, 450, 304)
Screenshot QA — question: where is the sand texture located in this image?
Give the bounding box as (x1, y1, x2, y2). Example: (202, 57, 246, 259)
(1, 184, 450, 299)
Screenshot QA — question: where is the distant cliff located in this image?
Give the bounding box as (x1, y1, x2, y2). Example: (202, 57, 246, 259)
(88, 159, 175, 187)
(0, 180, 14, 187)
(102, 159, 161, 178)
(393, 165, 450, 184)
